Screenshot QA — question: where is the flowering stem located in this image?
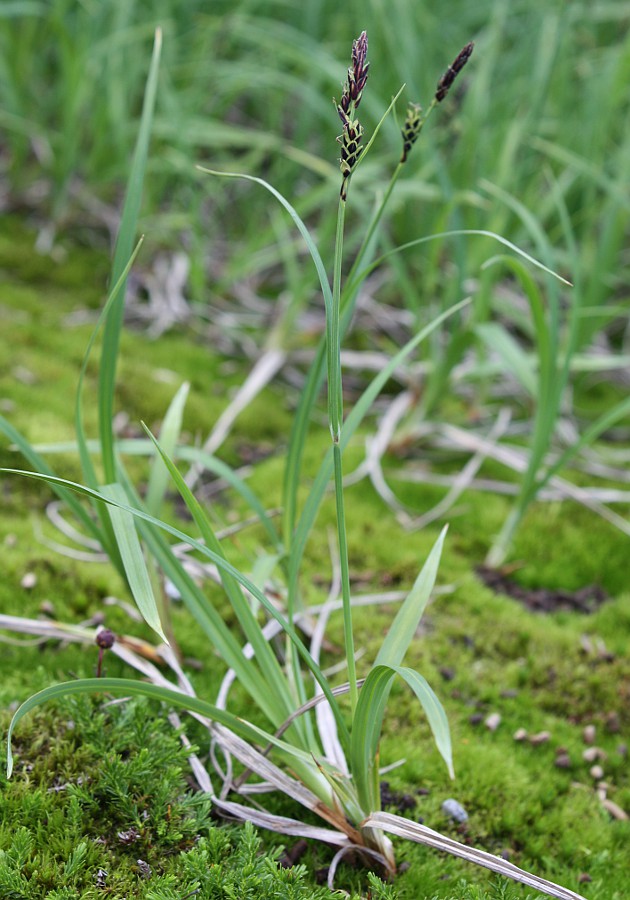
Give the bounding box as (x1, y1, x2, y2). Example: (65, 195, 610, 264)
(328, 197, 358, 713)
(334, 443, 357, 713)
(328, 200, 346, 442)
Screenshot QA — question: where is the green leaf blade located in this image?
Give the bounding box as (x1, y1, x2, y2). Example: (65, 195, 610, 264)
(145, 382, 190, 516)
(350, 662, 453, 815)
(375, 526, 447, 670)
(101, 483, 168, 644)
(99, 28, 162, 484)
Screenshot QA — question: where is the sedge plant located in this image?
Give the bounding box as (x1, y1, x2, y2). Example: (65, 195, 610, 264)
(1, 29, 589, 900)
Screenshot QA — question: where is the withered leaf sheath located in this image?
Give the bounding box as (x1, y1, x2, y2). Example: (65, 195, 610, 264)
(400, 102, 424, 163)
(337, 31, 369, 200)
(435, 41, 474, 102)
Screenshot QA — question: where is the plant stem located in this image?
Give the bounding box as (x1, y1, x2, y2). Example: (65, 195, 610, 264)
(329, 197, 358, 713)
(333, 443, 357, 712)
(329, 201, 346, 442)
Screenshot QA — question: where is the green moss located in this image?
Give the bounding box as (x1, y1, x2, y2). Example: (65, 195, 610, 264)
(0, 699, 361, 900)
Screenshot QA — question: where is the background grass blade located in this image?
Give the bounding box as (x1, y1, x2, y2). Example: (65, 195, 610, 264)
(144, 382, 190, 517)
(288, 299, 471, 598)
(99, 27, 162, 485)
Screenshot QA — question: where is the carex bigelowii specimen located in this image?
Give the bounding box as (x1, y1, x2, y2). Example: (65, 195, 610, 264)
(336, 30, 369, 200)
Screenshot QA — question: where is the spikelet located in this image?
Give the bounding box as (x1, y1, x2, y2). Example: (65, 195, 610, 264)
(336, 31, 370, 200)
(400, 102, 424, 163)
(435, 42, 474, 103)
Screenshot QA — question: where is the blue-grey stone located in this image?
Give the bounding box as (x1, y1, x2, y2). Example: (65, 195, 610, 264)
(441, 798, 468, 822)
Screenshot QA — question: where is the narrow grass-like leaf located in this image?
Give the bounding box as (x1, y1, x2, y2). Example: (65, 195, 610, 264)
(6, 678, 326, 785)
(362, 812, 586, 900)
(44, 438, 281, 549)
(101, 483, 168, 644)
(350, 664, 452, 813)
(75, 239, 145, 493)
(392, 666, 453, 777)
(289, 299, 471, 595)
(0, 467, 349, 747)
(99, 28, 162, 485)
(111, 462, 295, 730)
(362, 812, 587, 900)
(124, 514, 280, 726)
(198, 167, 333, 324)
(145, 382, 189, 516)
(0, 2, 44, 15)
(476, 322, 537, 397)
(0, 416, 103, 546)
(374, 526, 447, 669)
(72, 238, 145, 575)
(211, 796, 351, 846)
(354, 84, 406, 168)
(142, 425, 299, 732)
(346, 229, 571, 299)
(535, 395, 630, 500)
(0, 463, 264, 713)
(282, 337, 327, 553)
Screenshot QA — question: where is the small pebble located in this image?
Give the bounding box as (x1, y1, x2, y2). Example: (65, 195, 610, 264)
(513, 728, 528, 742)
(485, 712, 501, 732)
(439, 666, 455, 681)
(582, 746, 607, 763)
(529, 731, 551, 745)
(500, 689, 519, 699)
(39, 600, 55, 616)
(578, 873, 593, 884)
(617, 743, 627, 758)
(579, 634, 594, 654)
(554, 753, 572, 769)
(13, 365, 37, 385)
(469, 713, 484, 726)
(442, 798, 468, 823)
(21, 572, 37, 590)
(582, 724, 596, 744)
(589, 765, 604, 780)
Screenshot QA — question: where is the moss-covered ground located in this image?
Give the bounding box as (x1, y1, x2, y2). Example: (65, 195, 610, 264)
(1, 220, 628, 898)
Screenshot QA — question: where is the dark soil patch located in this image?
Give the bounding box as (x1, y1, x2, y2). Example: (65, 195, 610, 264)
(477, 566, 608, 614)
(380, 780, 418, 814)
